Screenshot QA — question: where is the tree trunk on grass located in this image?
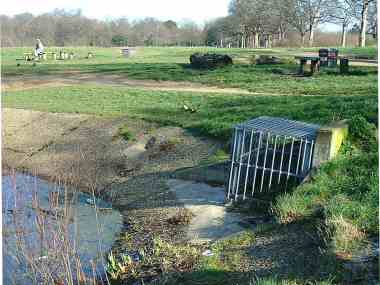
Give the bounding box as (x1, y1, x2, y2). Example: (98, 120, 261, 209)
(359, 0, 370, 47)
(341, 23, 347, 47)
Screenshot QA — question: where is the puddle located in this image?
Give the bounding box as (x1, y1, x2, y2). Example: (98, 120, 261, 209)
(167, 179, 246, 244)
(3, 172, 123, 284)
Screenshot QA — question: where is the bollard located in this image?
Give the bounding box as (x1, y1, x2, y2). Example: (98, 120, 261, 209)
(87, 52, 93, 59)
(310, 59, 320, 75)
(312, 121, 348, 168)
(299, 58, 307, 75)
(340, 58, 349, 74)
(52, 53, 57, 60)
(69, 53, 74, 60)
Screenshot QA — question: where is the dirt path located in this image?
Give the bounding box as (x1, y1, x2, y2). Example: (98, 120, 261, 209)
(2, 73, 254, 94)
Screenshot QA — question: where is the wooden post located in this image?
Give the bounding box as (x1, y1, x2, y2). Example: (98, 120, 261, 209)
(310, 59, 320, 75)
(340, 58, 349, 74)
(299, 58, 307, 75)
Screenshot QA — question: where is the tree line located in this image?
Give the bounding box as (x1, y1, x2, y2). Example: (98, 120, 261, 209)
(0, 9, 204, 47)
(1, 1, 377, 48)
(206, 0, 377, 48)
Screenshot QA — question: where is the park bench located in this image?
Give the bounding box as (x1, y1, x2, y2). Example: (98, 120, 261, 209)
(295, 56, 320, 75)
(121, 48, 129, 57)
(23, 52, 48, 61)
(46, 52, 58, 60)
(23, 52, 34, 61)
(295, 56, 353, 75)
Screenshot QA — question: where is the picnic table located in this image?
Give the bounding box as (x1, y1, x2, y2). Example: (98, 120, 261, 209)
(295, 56, 352, 75)
(295, 56, 320, 75)
(121, 48, 129, 57)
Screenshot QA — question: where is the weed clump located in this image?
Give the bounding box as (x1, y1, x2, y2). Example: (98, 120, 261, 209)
(167, 208, 194, 225)
(118, 125, 135, 141)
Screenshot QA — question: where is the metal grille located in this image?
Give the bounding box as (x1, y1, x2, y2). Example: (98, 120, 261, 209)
(227, 116, 320, 201)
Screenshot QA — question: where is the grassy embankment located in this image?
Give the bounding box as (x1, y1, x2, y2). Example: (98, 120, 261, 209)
(2, 46, 378, 284)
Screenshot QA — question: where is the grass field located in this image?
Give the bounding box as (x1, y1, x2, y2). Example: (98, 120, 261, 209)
(2, 46, 378, 284)
(2, 47, 378, 97)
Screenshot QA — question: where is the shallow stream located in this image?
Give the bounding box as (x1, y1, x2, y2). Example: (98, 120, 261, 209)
(2, 172, 123, 284)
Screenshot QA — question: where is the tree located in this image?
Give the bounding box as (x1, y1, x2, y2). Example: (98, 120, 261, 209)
(356, 0, 376, 47)
(111, 35, 128, 46)
(329, 0, 358, 47)
(367, 0, 377, 38)
(284, 0, 332, 47)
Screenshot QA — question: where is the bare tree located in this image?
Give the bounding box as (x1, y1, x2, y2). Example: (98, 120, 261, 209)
(284, 0, 331, 47)
(359, 0, 377, 46)
(329, 0, 358, 47)
(367, 0, 377, 39)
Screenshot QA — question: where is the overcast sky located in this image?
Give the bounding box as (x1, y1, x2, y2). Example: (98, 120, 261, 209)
(1, 0, 230, 25)
(1, 0, 339, 30)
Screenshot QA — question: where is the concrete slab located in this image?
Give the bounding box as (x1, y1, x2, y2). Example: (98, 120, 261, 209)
(167, 179, 246, 244)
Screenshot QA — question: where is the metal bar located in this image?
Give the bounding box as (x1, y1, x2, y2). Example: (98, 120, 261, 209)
(235, 129, 246, 201)
(269, 135, 278, 189)
(260, 132, 270, 192)
(243, 130, 254, 200)
(308, 140, 314, 170)
(251, 132, 263, 195)
(295, 139, 303, 176)
(286, 138, 295, 181)
(231, 131, 243, 199)
(227, 128, 238, 200)
(246, 166, 301, 177)
(278, 136, 286, 184)
(301, 139, 308, 175)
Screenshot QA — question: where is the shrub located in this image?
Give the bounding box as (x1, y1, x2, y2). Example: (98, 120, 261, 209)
(118, 125, 135, 141)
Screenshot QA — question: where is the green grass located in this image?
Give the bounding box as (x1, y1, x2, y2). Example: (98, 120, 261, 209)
(3, 86, 377, 140)
(2, 46, 378, 284)
(2, 47, 377, 97)
(274, 116, 378, 253)
(117, 124, 135, 141)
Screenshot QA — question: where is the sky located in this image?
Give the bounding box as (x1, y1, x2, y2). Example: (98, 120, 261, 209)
(1, 0, 340, 31)
(1, 0, 230, 25)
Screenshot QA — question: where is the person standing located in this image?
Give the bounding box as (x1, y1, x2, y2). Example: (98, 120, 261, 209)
(34, 39, 44, 58)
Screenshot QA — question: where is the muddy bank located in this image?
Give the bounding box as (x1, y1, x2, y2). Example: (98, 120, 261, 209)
(2, 108, 224, 242)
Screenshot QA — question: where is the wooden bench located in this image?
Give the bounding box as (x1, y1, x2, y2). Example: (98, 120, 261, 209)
(121, 48, 129, 57)
(295, 56, 320, 75)
(23, 52, 34, 61)
(46, 52, 58, 60)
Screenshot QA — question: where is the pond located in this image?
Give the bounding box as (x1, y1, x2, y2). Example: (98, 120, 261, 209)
(2, 172, 123, 284)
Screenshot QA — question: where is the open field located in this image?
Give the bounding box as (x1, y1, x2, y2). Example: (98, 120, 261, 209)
(2, 46, 378, 284)
(2, 47, 378, 96)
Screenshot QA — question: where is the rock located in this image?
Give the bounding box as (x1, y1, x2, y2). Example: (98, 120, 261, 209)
(254, 55, 283, 65)
(190, 53, 233, 69)
(145, 137, 156, 149)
